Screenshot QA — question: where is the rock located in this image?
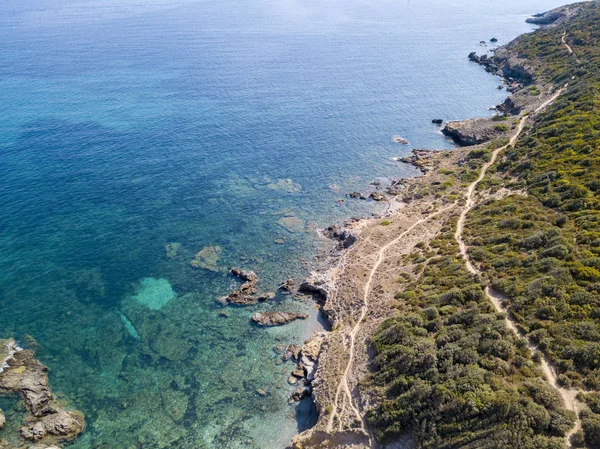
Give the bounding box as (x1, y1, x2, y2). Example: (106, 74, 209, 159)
(190, 246, 222, 271)
(348, 191, 362, 199)
(369, 192, 387, 202)
(279, 279, 295, 292)
(299, 272, 330, 301)
(496, 96, 521, 115)
(255, 388, 267, 397)
(282, 344, 301, 362)
(0, 409, 5, 429)
(291, 369, 305, 378)
(442, 118, 508, 146)
(431, 119, 443, 125)
(392, 136, 409, 145)
(230, 268, 257, 282)
(0, 347, 84, 446)
(399, 149, 443, 173)
(222, 268, 262, 305)
(289, 385, 311, 403)
(526, 9, 564, 25)
(21, 410, 85, 442)
(256, 292, 276, 301)
(219, 310, 229, 318)
(251, 312, 309, 326)
(468, 51, 480, 63)
(287, 375, 299, 385)
(164, 242, 181, 259)
(490, 37, 498, 43)
(322, 225, 359, 248)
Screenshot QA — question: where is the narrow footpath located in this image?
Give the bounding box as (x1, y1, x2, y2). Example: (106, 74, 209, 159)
(454, 84, 583, 446)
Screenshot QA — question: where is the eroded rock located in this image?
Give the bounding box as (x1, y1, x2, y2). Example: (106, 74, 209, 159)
(251, 312, 308, 326)
(0, 342, 84, 448)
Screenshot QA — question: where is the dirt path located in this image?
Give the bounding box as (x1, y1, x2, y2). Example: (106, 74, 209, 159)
(562, 31, 574, 54)
(325, 203, 457, 439)
(453, 85, 583, 445)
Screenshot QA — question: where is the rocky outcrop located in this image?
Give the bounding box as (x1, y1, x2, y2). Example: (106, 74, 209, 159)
(299, 272, 330, 302)
(279, 279, 295, 292)
(251, 312, 308, 326)
(0, 341, 84, 448)
(369, 192, 387, 202)
(526, 10, 565, 25)
(442, 118, 507, 146)
(399, 149, 445, 173)
(322, 225, 358, 249)
(221, 268, 275, 305)
(288, 333, 326, 404)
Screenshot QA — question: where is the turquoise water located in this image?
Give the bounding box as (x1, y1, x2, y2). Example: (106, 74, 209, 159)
(0, 0, 575, 447)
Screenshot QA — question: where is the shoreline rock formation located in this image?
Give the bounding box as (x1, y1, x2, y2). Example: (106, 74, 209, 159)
(0, 339, 84, 448)
(220, 268, 276, 305)
(251, 312, 308, 326)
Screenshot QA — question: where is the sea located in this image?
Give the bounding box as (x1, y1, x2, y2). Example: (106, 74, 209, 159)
(0, 0, 575, 447)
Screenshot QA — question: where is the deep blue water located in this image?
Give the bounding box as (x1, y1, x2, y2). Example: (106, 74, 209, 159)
(0, 0, 575, 447)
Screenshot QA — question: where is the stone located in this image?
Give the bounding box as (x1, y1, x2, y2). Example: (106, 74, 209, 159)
(0, 409, 5, 429)
(190, 246, 222, 271)
(0, 348, 84, 446)
(251, 312, 309, 326)
(392, 136, 409, 144)
(432, 119, 443, 125)
(369, 192, 387, 202)
(279, 279, 295, 292)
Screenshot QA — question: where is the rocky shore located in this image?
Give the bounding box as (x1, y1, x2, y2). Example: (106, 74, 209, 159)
(287, 8, 571, 448)
(0, 339, 84, 449)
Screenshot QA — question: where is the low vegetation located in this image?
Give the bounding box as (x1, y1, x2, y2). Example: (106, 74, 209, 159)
(366, 2, 600, 446)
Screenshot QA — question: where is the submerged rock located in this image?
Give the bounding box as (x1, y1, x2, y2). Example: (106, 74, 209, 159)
(164, 242, 181, 259)
(277, 216, 306, 233)
(432, 119, 444, 125)
(251, 312, 308, 326)
(190, 245, 222, 272)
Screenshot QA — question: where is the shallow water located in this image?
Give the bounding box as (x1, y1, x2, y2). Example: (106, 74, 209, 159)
(0, 0, 576, 447)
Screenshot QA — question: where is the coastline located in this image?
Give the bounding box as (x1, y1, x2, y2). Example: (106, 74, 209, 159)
(288, 5, 580, 448)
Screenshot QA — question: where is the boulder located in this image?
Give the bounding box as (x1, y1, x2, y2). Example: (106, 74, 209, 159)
(370, 192, 387, 202)
(392, 136, 409, 145)
(251, 312, 309, 326)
